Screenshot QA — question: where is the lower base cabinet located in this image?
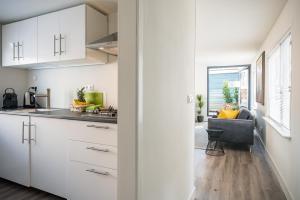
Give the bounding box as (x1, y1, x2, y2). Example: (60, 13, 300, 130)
(30, 117, 68, 198)
(0, 114, 30, 186)
(68, 161, 117, 200)
(0, 114, 117, 200)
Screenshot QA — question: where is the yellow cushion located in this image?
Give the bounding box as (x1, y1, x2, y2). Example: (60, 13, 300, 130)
(218, 109, 240, 119)
(217, 110, 228, 119)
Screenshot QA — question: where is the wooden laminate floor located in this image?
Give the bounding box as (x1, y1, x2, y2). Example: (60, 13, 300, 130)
(194, 136, 287, 200)
(0, 179, 64, 200)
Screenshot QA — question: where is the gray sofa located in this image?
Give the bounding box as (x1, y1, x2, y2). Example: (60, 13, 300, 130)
(208, 109, 255, 145)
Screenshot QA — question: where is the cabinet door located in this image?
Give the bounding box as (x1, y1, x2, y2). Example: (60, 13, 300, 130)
(69, 162, 117, 200)
(59, 5, 86, 61)
(2, 23, 19, 66)
(0, 114, 30, 186)
(37, 11, 60, 63)
(18, 17, 38, 65)
(30, 117, 68, 198)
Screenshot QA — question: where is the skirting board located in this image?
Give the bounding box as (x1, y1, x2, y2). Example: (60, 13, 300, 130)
(256, 132, 294, 200)
(188, 186, 196, 200)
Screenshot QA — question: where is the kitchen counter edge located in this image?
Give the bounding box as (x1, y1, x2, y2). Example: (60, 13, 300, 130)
(0, 110, 117, 124)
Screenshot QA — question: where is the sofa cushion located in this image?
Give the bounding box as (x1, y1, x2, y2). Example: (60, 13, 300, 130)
(237, 109, 252, 120)
(218, 109, 240, 119)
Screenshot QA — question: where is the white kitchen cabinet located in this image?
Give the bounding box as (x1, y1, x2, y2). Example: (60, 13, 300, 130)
(68, 120, 118, 146)
(0, 114, 30, 186)
(0, 114, 117, 199)
(2, 4, 108, 68)
(30, 117, 68, 198)
(67, 120, 117, 200)
(69, 140, 117, 169)
(37, 4, 108, 67)
(68, 161, 117, 200)
(2, 17, 37, 67)
(18, 18, 38, 65)
(59, 5, 85, 61)
(2, 22, 18, 66)
(37, 11, 60, 63)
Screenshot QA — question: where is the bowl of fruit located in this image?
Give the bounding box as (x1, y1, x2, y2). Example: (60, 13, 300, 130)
(71, 87, 89, 112)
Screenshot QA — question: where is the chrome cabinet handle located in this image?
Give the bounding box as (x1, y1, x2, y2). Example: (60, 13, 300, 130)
(30, 124, 36, 143)
(86, 124, 110, 129)
(86, 169, 110, 176)
(17, 42, 24, 60)
(17, 42, 19, 60)
(22, 121, 25, 143)
(13, 42, 18, 60)
(59, 34, 65, 55)
(22, 121, 29, 144)
(86, 147, 110, 152)
(54, 35, 59, 56)
(22, 122, 35, 144)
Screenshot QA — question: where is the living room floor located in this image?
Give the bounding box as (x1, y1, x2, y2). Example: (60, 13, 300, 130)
(194, 135, 287, 200)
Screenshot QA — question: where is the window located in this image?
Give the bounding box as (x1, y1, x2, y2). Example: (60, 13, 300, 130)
(207, 66, 250, 116)
(268, 33, 291, 130)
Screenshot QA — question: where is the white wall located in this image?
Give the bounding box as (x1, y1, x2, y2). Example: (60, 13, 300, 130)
(138, 0, 195, 199)
(118, 0, 137, 199)
(0, 25, 29, 107)
(254, 1, 300, 199)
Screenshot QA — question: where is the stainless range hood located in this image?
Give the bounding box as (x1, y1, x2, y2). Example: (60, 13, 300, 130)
(86, 32, 118, 56)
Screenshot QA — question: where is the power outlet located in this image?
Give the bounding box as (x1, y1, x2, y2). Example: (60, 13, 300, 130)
(187, 95, 194, 104)
(84, 84, 94, 91)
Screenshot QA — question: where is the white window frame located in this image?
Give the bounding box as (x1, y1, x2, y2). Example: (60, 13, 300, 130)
(266, 32, 292, 138)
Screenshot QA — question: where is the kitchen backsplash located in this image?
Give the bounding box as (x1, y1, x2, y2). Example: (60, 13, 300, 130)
(27, 61, 118, 109)
(0, 68, 29, 107)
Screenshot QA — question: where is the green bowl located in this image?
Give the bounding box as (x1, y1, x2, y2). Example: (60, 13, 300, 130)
(84, 92, 103, 107)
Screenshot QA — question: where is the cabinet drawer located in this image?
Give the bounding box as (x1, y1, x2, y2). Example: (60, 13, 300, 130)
(68, 162, 117, 200)
(69, 140, 117, 169)
(69, 121, 117, 146)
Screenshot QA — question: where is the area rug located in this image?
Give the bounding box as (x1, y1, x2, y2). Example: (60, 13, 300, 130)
(195, 122, 208, 150)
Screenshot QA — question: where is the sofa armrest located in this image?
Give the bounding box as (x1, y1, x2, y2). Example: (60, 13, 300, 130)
(208, 118, 254, 129)
(208, 118, 254, 144)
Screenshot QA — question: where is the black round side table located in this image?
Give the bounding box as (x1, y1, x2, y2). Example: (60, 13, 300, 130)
(206, 129, 225, 156)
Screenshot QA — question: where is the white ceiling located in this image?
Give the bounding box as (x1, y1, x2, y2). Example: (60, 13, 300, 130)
(0, 0, 117, 24)
(196, 0, 287, 65)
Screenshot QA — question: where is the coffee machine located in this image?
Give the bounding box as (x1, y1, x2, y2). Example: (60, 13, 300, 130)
(23, 87, 37, 108)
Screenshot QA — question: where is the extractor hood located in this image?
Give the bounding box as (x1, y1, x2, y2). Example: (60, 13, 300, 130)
(86, 32, 118, 56)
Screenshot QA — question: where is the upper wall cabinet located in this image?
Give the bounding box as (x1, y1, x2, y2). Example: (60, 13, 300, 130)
(2, 4, 108, 68)
(2, 17, 38, 67)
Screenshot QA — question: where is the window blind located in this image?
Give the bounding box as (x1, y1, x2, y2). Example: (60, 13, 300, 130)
(281, 34, 291, 129)
(269, 47, 281, 123)
(268, 34, 291, 130)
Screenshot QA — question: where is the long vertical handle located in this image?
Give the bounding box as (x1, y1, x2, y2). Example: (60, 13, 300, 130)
(13, 42, 18, 60)
(22, 121, 29, 144)
(54, 35, 59, 56)
(22, 121, 25, 144)
(30, 124, 36, 143)
(17, 42, 20, 60)
(17, 42, 24, 60)
(13, 42, 15, 60)
(59, 34, 65, 55)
